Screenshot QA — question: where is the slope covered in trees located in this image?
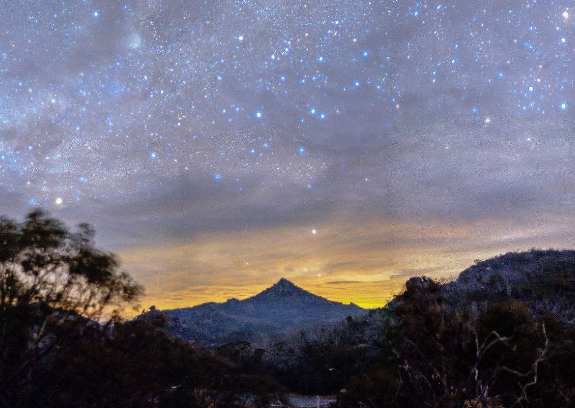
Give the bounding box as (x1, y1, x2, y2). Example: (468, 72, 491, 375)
(188, 250, 575, 407)
(3, 210, 575, 408)
(0, 210, 283, 408)
(334, 250, 575, 407)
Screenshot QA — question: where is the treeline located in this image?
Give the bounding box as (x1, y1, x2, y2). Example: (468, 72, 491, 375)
(214, 311, 388, 395)
(214, 253, 575, 408)
(0, 210, 283, 408)
(336, 277, 575, 407)
(4, 210, 575, 408)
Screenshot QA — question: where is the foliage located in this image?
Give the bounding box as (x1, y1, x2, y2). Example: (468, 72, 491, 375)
(0, 209, 142, 404)
(5, 214, 575, 408)
(23, 318, 279, 408)
(335, 275, 575, 408)
(0, 210, 282, 408)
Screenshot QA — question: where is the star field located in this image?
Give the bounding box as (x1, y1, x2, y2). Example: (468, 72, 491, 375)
(1, 0, 575, 308)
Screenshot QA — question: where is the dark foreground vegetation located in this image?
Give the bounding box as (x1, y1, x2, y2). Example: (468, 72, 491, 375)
(205, 252, 575, 408)
(0, 210, 281, 408)
(335, 277, 575, 408)
(3, 210, 575, 407)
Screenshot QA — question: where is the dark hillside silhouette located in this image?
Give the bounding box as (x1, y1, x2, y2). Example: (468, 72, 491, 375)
(156, 277, 365, 347)
(0, 210, 282, 408)
(335, 250, 575, 408)
(3, 211, 575, 407)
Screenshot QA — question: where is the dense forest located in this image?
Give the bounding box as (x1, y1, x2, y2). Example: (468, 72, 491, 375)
(3, 210, 575, 407)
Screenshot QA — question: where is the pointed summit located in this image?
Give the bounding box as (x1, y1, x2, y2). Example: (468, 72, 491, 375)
(273, 277, 299, 290)
(161, 278, 366, 347)
(253, 278, 312, 299)
(242, 278, 345, 306)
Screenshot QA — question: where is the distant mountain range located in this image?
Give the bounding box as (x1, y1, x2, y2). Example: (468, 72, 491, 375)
(152, 278, 365, 347)
(143, 249, 575, 349)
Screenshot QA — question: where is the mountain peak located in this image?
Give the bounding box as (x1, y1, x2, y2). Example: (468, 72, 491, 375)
(247, 278, 320, 301)
(274, 277, 298, 289)
(266, 278, 305, 295)
(161, 278, 366, 347)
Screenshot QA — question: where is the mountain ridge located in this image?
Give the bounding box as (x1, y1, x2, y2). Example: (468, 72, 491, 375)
(154, 278, 365, 347)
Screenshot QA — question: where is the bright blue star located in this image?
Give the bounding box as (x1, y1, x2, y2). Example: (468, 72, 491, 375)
(299, 146, 306, 154)
(362, 50, 369, 58)
(310, 108, 316, 115)
(560, 102, 568, 110)
(150, 152, 157, 159)
(214, 174, 222, 181)
(255, 111, 262, 118)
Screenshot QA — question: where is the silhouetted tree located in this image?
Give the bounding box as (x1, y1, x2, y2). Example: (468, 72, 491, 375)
(0, 210, 282, 408)
(335, 277, 569, 408)
(0, 209, 142, 405)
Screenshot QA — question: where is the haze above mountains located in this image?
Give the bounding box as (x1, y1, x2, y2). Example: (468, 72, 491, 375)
(146, 249, 575, 347)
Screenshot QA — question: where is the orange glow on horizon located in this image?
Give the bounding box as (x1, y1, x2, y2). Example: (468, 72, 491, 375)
(117, 214, 575, 314)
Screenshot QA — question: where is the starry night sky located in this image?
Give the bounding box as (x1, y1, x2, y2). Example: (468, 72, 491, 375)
(2, 0, 575, 308)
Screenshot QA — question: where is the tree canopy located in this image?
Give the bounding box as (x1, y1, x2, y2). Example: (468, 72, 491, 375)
(0, 210, 281, 408)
